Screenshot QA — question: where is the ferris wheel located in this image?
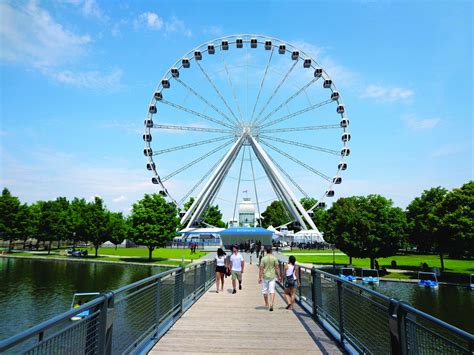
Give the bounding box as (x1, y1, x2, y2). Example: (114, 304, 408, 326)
(143, 34, 350, 233)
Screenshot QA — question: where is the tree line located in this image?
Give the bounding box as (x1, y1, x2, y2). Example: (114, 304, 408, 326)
(1, 181, 472, 267)
(262, 181, 473, 270)
(0, 190, 224, 260)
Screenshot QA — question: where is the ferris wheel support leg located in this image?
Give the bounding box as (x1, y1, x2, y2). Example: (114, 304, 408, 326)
(249, 136, 320, 233)
(181, 135, 246, 227)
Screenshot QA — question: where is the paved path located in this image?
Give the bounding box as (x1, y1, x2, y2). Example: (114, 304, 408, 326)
(150, 260, 342, 354)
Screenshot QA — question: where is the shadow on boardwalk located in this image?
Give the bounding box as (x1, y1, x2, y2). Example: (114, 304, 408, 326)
(150, 262, 342, 354)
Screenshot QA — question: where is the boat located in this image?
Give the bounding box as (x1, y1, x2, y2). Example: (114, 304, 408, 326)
(338, 267, 356, 282)
(470, 274, 474, 289)
(418, 272, 439, 288)
(361, 269, 380, 284)
(70, 292, 100, 321)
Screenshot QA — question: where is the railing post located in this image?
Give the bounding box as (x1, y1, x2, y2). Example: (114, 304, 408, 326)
(200, 261, 206, 293)
(311, 268, 318, 319)
(175, 267, 185, 314)
(397, 302, 408, 355)
(193, 266, 198, 299)
(155, 277, 161, 329)
(96, 292, 114, 355)
(336, 280, 345, 344)
(298, 266, 302, 301)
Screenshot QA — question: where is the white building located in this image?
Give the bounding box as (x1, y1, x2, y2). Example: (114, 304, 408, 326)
(238, 197, 256, 227)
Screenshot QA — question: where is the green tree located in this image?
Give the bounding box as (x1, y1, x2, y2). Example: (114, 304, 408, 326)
(70, 198, 89, 249)
(84, 197, 109, 257)
(0, 188, 22, 251)
(182, 198, 226, 228)
(199, 204, 226, 228)
(429, 181, 473, 270)
(261, 200, 289, 228)
(406, 187, 448, 252)
(326, 195, 407, 268)
(107, 212, 128, 249)
(130, 194, 179, 260)
(300, 197, 328, 233)
(36, 200, 58, 254)
(19, 203, 38, 249)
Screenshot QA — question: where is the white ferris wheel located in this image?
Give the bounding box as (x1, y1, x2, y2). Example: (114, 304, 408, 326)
(143, 34, 350, 235)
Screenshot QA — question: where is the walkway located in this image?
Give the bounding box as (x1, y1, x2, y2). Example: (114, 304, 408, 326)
(150, 258, 342, 354)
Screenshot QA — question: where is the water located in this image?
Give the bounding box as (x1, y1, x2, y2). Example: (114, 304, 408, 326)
(0, 258, 169, 340)
(360, 280, 474, 333)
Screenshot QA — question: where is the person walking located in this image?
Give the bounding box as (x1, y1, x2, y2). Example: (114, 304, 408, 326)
(283, 255, 300, 310)
(230, 245, 244, 294)
(259, 246, 281, 311)
(215, 248, 227, 293)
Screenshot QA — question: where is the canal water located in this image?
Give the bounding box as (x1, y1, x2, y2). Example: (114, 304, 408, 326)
(0, 257, 169, 340)
(366, 280, 474, 333)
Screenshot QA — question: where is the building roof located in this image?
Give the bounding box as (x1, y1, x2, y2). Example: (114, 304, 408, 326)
(178, 227, 225, 235)
(219, 227, 273, 236)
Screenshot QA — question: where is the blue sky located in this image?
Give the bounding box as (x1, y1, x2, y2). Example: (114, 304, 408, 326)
(0, 0, 472, 221)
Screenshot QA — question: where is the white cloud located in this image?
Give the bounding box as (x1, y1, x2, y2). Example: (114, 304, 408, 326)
(403, 114, 441, 130)
(45, 68, 123, 89)
(290, 40, 358, 87)
(0, 1, 121, 89)
(432, 142, 471, 157)
(362, 84, 415, 102)
(203, 25, 223, 36)
(135, 12, 191, 37)
(137, 12, 164, 30)
(0, 1, 91, 68)
(113, 195, 126, 203)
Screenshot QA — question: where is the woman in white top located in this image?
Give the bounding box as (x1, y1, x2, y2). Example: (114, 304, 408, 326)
(215, 248, 227, 293)
(283, 255, 300, 309)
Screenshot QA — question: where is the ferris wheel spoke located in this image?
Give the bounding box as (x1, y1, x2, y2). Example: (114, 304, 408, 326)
(267, 153, 309, 198)
(260, 134, 340, 156)
(256, 77, 320, 126)
(153, 135, 233, 156)
(250, 47, 275, 125)
(162, 140, 234, 182)
(161, 99, 234, 129)
(260, 98, 333, 129)
(173, 77, 236, 126)
(260, 140, 332, 182)
(159, 99, 234, 129)
(221, 52, 244, 125)
(154, 124, 233, 134)
(195, 60, 240, 126)
(260, 124, 340, 133)
(232, 146, 246, 222)
(178, 151, 228, 206)
(248, 148, 262, 226)
(254, 60, 298, 123)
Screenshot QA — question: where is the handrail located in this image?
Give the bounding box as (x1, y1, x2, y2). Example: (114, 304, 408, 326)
(0, 294, 108, 351)
(0, 259, 216, 354)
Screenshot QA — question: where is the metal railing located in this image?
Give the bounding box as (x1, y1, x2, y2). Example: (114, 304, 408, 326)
(278, 261, 474, 354)
(0, 260, 216, 354)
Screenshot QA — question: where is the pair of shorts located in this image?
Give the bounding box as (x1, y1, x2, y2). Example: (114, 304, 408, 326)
(261, 278, 276, 294)
(216, 265, 226, 273)
(231, 271, 242, 281)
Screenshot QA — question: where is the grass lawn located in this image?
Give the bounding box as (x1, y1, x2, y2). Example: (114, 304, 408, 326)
(282, 251, 474, 274)
(282, 249, 341, 254)
(84, 247, 207, 260)
(7, 251, 191, 266)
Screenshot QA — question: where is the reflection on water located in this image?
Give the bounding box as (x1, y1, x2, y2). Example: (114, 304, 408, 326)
(360, 280, 474, 333)
(0, 258, 168, 340)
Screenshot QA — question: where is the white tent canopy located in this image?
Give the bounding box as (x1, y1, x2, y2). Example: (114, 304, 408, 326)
(293, 230, 325, 243)
(178, 227, 225, 235)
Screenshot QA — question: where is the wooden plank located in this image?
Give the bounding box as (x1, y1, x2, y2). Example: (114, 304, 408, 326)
(150, 263, 341, 354)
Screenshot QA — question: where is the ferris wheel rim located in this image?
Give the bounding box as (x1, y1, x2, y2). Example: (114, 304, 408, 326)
(143, 34, 350, 220)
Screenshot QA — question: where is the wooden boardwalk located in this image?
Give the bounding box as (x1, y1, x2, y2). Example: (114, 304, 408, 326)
(150, 263, 342, 354)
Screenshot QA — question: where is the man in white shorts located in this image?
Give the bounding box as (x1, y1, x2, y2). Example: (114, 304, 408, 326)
(230, 245, 244, 294)
(258, 246, 281, 311)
